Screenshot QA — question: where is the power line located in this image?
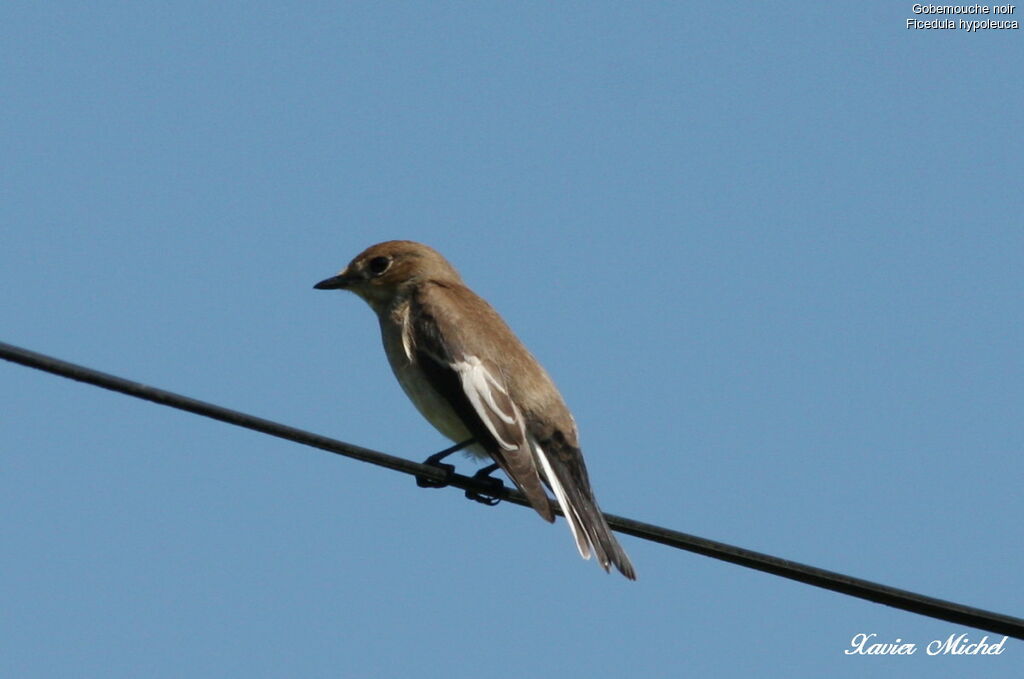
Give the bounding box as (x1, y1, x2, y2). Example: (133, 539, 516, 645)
(2, 339, 1022, 639)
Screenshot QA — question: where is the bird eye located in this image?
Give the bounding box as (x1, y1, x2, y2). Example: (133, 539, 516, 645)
(367, 256, 391, 276)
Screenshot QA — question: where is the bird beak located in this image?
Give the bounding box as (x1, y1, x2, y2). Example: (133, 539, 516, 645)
(314, 272, 353, 290)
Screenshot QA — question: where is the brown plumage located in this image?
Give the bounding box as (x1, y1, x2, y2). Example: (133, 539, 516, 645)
(315, 240, 635, 579)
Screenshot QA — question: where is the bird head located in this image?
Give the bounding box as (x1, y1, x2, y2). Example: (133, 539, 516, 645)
(314, 240, 461, 310)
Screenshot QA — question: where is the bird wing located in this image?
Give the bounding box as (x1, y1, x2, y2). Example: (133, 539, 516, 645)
(409, 281, 636, 579)
(410, 286, 554, 522)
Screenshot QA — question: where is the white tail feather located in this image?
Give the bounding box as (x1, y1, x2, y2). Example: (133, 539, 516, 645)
(532, 440, 591, 560)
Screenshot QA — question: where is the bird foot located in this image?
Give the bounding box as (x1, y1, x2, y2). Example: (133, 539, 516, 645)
(464, 463, 504, 506)
(415, 439, 473, 489)
(415, 460, 455, 488)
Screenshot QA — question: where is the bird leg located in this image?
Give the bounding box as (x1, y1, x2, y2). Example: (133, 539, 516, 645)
(415, 439, 474, 488)
(464, 463, 504, 506)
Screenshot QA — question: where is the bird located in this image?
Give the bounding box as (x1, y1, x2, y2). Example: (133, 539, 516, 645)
(314, 240, 635, 579)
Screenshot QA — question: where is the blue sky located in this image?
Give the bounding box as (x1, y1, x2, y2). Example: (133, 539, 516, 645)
(2, 3, 1021, 677)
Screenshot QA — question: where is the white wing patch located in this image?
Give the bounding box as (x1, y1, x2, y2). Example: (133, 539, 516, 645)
(452, 356, 521, 451)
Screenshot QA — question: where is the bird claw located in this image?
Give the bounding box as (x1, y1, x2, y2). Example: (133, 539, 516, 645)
(416, 460, 455, 488)
(465, 490, 502, 506)
(415, 439, 473, 489)
(464, 465, 504, 506)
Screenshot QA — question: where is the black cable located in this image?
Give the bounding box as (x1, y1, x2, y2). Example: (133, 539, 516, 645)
(2, 340, 1021, 639)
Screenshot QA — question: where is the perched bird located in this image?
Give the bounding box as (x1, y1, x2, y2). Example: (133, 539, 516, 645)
(315, 240, 635, 579)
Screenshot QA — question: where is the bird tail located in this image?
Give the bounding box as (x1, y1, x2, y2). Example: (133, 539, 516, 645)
(531, 441, 636, 580)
